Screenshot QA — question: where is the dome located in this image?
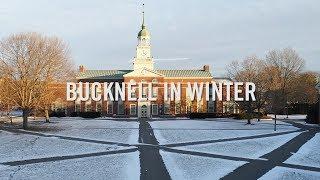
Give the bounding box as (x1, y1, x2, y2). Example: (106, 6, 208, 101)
(138, 27, 150, 37)
(138, 5, 150, 38)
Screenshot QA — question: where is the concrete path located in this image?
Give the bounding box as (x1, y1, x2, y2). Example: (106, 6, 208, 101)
(138, 120, 171, 180)
(221, 121, 320, 180)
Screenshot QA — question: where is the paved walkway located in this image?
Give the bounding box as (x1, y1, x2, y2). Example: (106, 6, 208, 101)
(2, 148, 137, 166)
(138, 120, 171, 180)
(1, 119, 319, 180)
(2, 127, 132, 147)
(221, 130, 318, 179)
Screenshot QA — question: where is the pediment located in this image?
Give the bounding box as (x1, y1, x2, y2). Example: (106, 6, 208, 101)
(123, 68, 163, 77)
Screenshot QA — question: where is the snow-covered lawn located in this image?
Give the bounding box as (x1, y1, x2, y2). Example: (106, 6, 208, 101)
(28, 118, 139, 144)
(150, 119, 299, 144)
(259, 166, 320, 180)
(175, 132, 301, 159)
(0, 130, 124, 163)
(161, 150, 247, 180)
(0, 118, 140, 180)
(1, 116, 319, 179)
(285, 133, 320, 168)
(0, 152, 140, 180)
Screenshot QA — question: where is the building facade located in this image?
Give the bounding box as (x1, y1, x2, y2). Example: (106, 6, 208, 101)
(64, 11, 239, 118)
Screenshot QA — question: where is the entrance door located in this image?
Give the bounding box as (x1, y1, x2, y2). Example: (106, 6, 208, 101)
(141, 105, 148, 118)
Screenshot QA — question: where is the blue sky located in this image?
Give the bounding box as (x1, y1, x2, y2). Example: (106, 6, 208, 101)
(0, 0, 319, 76)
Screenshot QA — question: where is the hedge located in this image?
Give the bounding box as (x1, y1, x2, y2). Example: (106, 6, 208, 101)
(306, 102, 319, 124)
(49, 111, 66, 117)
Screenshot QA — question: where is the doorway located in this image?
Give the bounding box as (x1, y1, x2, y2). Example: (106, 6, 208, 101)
(141, 105, 148, 118)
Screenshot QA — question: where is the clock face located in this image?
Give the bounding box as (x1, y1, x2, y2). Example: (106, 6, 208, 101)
(142, 50, 147, 56)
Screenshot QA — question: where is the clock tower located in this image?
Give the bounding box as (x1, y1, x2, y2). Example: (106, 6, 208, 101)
(133, 5, 154, 71)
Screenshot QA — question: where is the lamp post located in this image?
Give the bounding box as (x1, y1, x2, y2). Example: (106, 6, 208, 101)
(274, 115, 277, 131)
(316, 82, 320, 124)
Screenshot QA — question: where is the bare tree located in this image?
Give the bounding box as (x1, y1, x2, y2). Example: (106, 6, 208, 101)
(265, 48, 305, 119)
(0, 32, 74, 129)
(0, 78, 16, 124)
(36, 84, 68, 123)
(227, 55, 267, 123)
(289, 72, 318, 104)
(35, 85, 54, 123)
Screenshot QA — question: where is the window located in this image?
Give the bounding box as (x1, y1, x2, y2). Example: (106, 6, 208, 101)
(131, 87, 136, 98)
(75, 103, 81, 112)
(95, 85, 102, 98)
(96, 102, 102, 112)
(186, 96, 192, 113)
(51, 105, 55, 111)
(152, 87, 158, 98)
(129, 80, 136, 98)
(152, 104, 158, 115)
(85, 103, 92, 112)
(223, 101, 238, 113)
(107, 103, 113, 114)
(164, 101, 170, 114)
(142, 87, 148, 99)
(52, 99, 65, 112)
(130, 104, 137, 115)
(197, 100, 203, 113)
(191, 104, 195, 113)
(186, 105, 191, 114)
(175, 101, 181, 114)
(167, 87, 171, 100)
(152, 79, 158, 83)
(234, 104, 240, 114)
(207, 101, 215, 113)
(118, 102, 124, 115)
(209, 86, 213, 100)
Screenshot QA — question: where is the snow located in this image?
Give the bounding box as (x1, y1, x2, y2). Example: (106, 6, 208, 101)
(0, 110, 22, 117)
(150, 119, 299, 144)
(1, 116, 318, 179)
(0, 164, 10, 171)
(0, 130, 123, 163)
(0, 151, 140, 180)
(28, 118, 139, 144)
(0, 118, 141, 179)
(285, 133, 320, 168)
(259, 166, 320, 180)
(160, 150, 247, 180)
(176, 132, 301, 159)
(268, 114, 307, 120)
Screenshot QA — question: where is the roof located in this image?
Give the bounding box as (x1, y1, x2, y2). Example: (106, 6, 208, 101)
(156, 70, 212, 78)
(77, 70, 132, 80)
(77, 69, 212, 80)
